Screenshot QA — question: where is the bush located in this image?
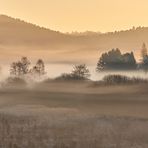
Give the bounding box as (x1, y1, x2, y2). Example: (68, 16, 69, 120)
(55, 73, 87, 81)
(101, 74, 148, 85)
(103, 75, 130, 84)
(4, 77, 27, 86)
(54, 64, 90, 81)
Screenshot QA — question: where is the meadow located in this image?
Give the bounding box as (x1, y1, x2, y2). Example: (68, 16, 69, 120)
(0, 79, 148, 147)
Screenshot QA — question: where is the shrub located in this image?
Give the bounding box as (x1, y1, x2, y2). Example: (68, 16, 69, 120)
(54, 64, 90, 81)
(55, 73, 87, 81)
(102, 74, 148, 85)
(103, 75, 130, 84)
(4, 77, 27, 86)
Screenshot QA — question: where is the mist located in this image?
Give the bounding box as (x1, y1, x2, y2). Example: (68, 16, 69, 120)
(1, 10, 148, 148)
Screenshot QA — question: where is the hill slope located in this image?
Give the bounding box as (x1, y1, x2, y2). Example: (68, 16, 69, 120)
(0, 15, 147, 63)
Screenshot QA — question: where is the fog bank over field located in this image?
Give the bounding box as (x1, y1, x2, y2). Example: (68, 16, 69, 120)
(0, 81, 148, 147)
(1, 14, 148, 147)
(0, 64, 148, 82)
(0, 65, 148, 147)
(0, 81, 148, 118)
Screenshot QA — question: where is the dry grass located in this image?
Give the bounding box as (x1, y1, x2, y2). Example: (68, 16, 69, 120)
(0, 81, 148, 147)
(0, 112, 148, 148)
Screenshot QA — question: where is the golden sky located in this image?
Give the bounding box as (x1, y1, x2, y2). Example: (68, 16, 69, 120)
(1, 0, 148, 32)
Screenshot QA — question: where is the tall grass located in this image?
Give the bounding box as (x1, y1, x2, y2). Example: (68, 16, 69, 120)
(0, 113, 148, 148)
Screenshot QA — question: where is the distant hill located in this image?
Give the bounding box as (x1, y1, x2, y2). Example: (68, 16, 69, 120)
(0, 15, 66, 46)
(0, 15, 147, 64)
(66, 31, 101, 36)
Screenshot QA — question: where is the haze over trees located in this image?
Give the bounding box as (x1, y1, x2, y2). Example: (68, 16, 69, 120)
(10, 57, 90, 81)
(10, 57, 46, 78)
(71, 64, 90, 79)
(8, 43, 148, 83)
(10, 57, 30, 76)
(30, 59, 46, 77)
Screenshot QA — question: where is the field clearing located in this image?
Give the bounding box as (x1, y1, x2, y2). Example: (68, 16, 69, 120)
(0, 82, 148, 147)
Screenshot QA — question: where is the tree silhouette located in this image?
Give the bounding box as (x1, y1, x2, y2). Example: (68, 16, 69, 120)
(71, 64, 90, 79)
(30, 59, 46, 77)
(96, 48, 137, 71)
(10, 57, 30, 76)
(20, 57, 30, 74)
(55, 64, 90, 81)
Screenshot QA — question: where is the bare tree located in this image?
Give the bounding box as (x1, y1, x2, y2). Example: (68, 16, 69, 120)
(71, 64, 90, 79)
(10, 57, 30, 77)
(30, 59, 46, 77)
(20, 57, 30, 74)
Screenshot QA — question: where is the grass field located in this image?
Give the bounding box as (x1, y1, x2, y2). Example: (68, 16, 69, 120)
(0, 81, 148, 147)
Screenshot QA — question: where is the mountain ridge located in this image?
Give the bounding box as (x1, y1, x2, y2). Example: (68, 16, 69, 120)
(0, 14, 147, 63)
(1, 14, 147, 37)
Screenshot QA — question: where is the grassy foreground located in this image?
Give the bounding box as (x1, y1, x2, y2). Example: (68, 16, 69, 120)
(0, 81, 148, 147)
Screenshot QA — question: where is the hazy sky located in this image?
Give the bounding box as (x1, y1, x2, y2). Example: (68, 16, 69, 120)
(1, 0, 148, 32)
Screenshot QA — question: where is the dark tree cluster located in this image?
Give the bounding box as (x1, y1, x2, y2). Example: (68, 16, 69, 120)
(97, 43, 148, 71)
(97, 48, 137, 71)
(10, 57, 46, 77)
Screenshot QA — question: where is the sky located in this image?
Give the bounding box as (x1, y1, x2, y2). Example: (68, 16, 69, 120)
(0, 0, 148, 33)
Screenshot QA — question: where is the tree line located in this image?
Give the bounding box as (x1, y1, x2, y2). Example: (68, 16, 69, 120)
(10, 57, 46, 77)
(10, 58, 91, 80)
(9, 43, 148, 81)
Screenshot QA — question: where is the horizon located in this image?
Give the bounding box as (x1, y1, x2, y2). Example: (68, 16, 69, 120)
(1, 0, 148, 33)
(0, 14, 147, 34)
